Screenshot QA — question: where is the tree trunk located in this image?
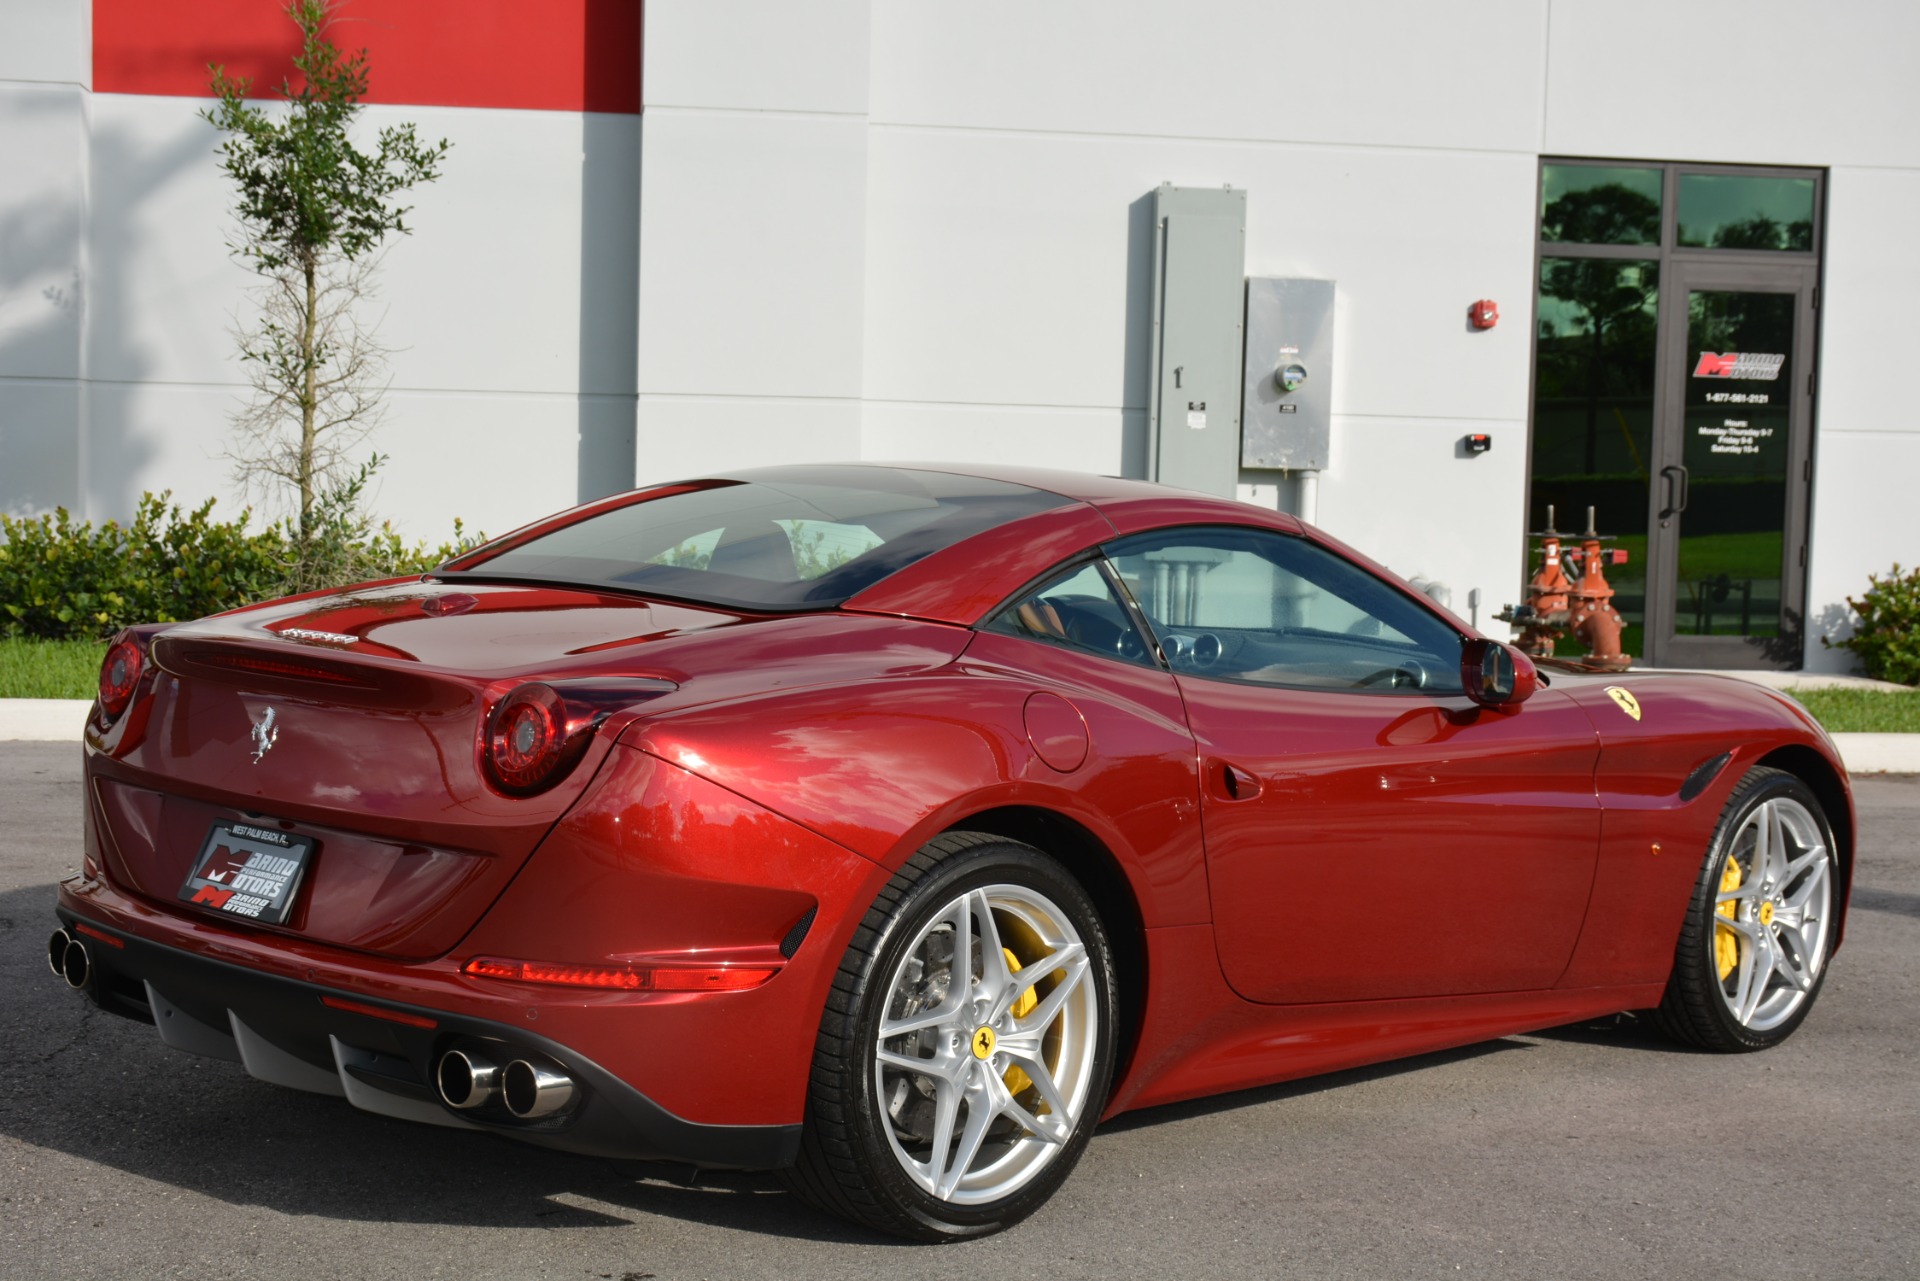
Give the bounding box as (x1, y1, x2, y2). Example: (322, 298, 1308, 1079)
(300, 258, 319, 540)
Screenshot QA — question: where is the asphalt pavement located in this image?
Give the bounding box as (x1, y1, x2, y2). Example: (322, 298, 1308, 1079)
(2, 743, 1916, 1280)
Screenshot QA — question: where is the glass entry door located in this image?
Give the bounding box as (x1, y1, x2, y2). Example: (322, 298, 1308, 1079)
(1647, 263, 1816, 667)
(1529, 161, 1822, 670)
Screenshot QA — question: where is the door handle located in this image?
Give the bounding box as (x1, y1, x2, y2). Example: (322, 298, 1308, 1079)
(1217, 761, 1263, 802)
(1661, 464, 1690, 518)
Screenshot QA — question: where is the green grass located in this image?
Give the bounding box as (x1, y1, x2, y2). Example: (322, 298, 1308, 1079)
(1788, 687, 1920, 734)
(0, 637, 105, 700)
(1, 637, 1914, 733)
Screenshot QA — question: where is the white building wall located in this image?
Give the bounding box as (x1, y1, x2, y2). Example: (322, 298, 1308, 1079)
(1799, 165, 1920, 670)
(639, 0, 1550, 628)
(0, 0, 90, 518)
(635, 0, 1920, 663)
(6, 0, 1917, 670)
(1, 0, 638, 544)
(636, 0, 871, 482)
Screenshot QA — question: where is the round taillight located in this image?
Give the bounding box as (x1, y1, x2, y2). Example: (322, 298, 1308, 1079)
(98, 639, 144, 719)
(484, 684, 578, 795)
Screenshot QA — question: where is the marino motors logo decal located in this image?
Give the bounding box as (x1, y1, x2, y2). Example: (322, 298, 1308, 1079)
(1693, 352, 1785, 380)
(178, 821, 315, 926)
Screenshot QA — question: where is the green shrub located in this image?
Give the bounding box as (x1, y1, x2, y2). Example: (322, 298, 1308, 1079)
(0, 494, 285, 640)
(1827, 563, 1920, 686)
(0, 489, 482, 642)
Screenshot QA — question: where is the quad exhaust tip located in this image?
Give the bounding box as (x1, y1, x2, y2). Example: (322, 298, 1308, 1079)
(48, 928, 91, 990)
(435, 1048, 502, 1110)
(435, 1048, 575, 1120)
(503, 1058, 575, 1119)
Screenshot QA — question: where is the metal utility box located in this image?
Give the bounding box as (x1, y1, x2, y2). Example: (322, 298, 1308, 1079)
(1148, 185, 1247, 498)
(1242, 277, 1335, 470)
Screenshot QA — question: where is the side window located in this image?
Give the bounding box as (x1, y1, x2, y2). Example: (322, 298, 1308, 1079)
(1105, 527, 1465, 693)
(984, 560, 1157, 669)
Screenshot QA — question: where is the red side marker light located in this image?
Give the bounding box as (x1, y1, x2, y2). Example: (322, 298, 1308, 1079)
(463, 956, 776, 992)
(72, 922, 126, 949)
(318, 995, 439, 1029)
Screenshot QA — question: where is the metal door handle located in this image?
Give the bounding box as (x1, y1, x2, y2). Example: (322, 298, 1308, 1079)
(1661, 464, 1690, 518)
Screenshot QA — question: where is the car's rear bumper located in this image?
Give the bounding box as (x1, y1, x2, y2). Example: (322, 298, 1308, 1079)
(51, 901, 801, 1169)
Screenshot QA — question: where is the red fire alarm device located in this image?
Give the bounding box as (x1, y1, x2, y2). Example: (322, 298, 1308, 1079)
(1468, 299, 1499, 330)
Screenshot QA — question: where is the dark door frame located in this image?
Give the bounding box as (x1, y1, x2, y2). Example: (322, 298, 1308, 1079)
(1645, 260, 1818, 668)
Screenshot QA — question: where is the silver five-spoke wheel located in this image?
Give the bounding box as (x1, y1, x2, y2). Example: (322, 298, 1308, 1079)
(875, 883, 1098, 1204)
(1711, 792, 1833, 1031)
(785, 833, 1115, 1240)
(1654, 766, 1841, 1052)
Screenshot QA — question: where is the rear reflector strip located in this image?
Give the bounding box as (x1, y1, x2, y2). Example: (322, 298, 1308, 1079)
(463, 956, 777, 992)
(319, 995, 440, 1029)
(72, 922, 125, 949)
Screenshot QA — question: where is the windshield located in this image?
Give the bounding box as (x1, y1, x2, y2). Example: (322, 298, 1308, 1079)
(442, 466, 1071, 611)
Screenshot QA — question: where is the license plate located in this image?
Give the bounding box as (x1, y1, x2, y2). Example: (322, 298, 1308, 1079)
(178, 820, 316, 926)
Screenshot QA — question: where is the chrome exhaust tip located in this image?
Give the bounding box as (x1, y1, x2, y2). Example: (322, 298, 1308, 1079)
(502, 1058, 575, 1119)
(61, 935, 92, 990)
(435, 1049, 502, 1110)
(48, 929, 72, 979)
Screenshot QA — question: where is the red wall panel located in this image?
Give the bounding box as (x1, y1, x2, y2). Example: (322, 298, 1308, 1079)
(93, 0, 641, 114)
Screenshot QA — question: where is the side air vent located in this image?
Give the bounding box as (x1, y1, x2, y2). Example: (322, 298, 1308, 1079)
(780, 906, 818, 959)
(1679, 751, 1734, 803)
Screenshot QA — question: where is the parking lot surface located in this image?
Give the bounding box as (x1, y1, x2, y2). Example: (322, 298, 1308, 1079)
(2, 742, 1915, 1280)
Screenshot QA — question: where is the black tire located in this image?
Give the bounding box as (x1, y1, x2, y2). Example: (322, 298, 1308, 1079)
(1651, 766, 1840, 1052)
(780, 832, 1116, 1240)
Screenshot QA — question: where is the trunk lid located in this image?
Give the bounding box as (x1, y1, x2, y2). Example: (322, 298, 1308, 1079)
(92, 580, 966, 960)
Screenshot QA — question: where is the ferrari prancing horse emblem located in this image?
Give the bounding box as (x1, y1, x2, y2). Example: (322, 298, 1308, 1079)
(1604, 687, 1643, 722)
(971, 1026, 997, 1060)
(250, 706, 280, 763)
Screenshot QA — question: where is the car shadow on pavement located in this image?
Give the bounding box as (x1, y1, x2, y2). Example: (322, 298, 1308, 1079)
(0, 883, 906, 1245)
(1847, 886, 1920, 920)
(0, 875, 1698, 1240)
(1096, 1038, 1526, 1133)
(1523, 1011, 1694, 1053)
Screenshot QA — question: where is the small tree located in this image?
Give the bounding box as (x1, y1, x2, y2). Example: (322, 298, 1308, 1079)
(205, 0, 448, 548)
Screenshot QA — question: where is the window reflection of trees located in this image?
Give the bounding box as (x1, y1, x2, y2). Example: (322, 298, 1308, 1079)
(1686, 212, 1814, 252)
(1541, 181, 1660, 246)
(1536, 183, 1662, 483)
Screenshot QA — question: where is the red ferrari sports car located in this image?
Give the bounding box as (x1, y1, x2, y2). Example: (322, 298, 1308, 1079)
(51, 463, 1851, 1239)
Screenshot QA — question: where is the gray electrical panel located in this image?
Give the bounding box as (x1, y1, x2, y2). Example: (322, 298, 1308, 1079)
(1241, 277, 1335, 470)
(1148, 185, 1247, 498)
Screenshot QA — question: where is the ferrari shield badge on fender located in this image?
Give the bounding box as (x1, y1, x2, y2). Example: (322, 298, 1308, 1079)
(250, 706, 279, 763)
(1605, 687, 1643, 722)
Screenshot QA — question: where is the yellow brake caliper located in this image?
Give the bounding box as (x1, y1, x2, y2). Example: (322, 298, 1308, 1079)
(1714, 855, 1744, 980)
(1001, 948, 1040, 1105)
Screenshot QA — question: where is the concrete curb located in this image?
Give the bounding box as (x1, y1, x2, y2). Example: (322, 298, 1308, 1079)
(3, 695, 1916, 771)
(1830, 734, 1920, 776)
(0, 699, 92, 742)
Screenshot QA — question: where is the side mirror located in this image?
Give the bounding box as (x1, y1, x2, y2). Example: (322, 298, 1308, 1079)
(1461, 638, 1539, 708)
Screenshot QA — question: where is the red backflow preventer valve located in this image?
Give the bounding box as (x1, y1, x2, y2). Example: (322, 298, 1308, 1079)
(1494, 505, 1630, 671)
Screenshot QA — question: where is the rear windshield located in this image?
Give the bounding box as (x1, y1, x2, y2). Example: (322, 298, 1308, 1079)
(443, 466, 1071, 611)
